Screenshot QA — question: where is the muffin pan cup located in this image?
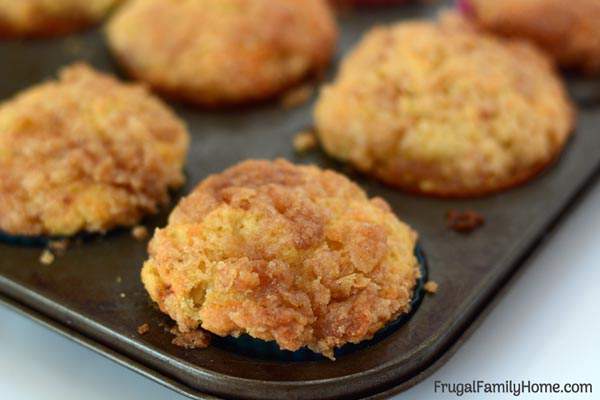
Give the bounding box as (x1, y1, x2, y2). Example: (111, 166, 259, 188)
(1, 1, 600, 399)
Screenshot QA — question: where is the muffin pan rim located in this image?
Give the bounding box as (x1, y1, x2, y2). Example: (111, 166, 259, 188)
(1, 1, 600, 399)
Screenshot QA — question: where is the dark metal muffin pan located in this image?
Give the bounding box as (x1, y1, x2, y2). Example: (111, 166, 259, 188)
(1, 1, 599, 399)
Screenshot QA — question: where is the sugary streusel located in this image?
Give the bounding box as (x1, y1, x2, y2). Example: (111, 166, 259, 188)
(314, 13, 574, 197)
(463, 0, 600, 74)
(0, 63, 189, 236)
(0, 0, 121, 37)
(107, 0, 338, 106)
(141, 159, 419, 359)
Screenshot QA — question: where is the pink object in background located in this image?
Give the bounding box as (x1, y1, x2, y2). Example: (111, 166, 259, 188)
(457, 0, 475, 16)
(337, 0, 409, 6)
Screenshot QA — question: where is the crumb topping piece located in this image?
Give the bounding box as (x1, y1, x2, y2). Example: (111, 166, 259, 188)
(424, 280, 438, 294)
(137, 323, 150, 335)
(170, 327, 211, 349)
(446, 209, 485, 233)
(293, 131, 318, 153)
(39, 249, 55, 265)
(132, 225, 149, 241)
(281, 84, 315, 109)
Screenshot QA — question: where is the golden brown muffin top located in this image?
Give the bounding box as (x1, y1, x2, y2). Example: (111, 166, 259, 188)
(466, 0, 600, 73)
(0, 0, 121, 37)
(314, 13, 574, 197)
(142, 159, 419, 359)
(0, 63, 189, 236)
(106, 0, 338, 105)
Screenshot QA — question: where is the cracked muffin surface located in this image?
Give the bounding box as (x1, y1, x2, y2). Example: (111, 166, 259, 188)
(314, 14, 574, 197)
(0, 63, 189, 236)
(463, 0, 600, 74)
(106, 0, 338, 106)
(141, 159, 419, 359)
(0, 0, 121, 38)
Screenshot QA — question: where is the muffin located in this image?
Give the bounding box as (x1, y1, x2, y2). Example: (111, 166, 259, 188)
(106, 0, 338, 106)
(0, 63, 189, 237)
(141, 159, 420, 359)
(461, 0, 600, 74)
(314, 14, 574, 197)
(0, 0, 121, 38)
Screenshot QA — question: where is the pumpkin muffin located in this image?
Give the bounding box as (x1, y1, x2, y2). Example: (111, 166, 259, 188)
(460, 0, 600, 74)
(106, 0, 338, 106)
(314, 14, 574, 197)
(0, 63, 189, 237)
(0, 0, 121, 38)
(141, 159, 419, 359)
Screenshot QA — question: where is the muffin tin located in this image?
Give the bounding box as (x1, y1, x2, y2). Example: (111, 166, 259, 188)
(0, 1, 599, 399)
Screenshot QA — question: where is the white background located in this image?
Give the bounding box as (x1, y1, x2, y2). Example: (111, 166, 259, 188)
(1, 182, 599, 400)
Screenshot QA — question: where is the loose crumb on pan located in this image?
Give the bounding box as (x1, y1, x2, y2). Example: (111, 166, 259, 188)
(137, 323, 150, 335)
(424, 280, 439, 294)
(131, 225, 149, 241)
(170, 327, 211, 349)
(39, 250, 55, 265)
(281, 84, 315, 109)
(48, 239, 69, 255)
(446, 209, 485, 233)
(293, 130, 318, 153)
(116, 276, 122, 284)
(119, 292, 126, 299)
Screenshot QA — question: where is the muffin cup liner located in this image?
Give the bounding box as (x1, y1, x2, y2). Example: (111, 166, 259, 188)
(0, 230, 112, 247)
(0, 232, 57, 247)
(212, 244, 428, 361)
